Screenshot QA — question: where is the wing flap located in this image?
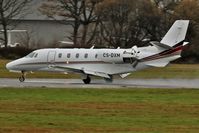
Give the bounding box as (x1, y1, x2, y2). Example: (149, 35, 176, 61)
(52, 65, 111, 78)
(145, 62, 169, 67)
(84, 70, 110, 79)
(52, 65, 82, 73)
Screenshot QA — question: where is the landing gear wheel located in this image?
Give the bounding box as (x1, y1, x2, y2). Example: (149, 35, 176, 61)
(104, 75, 113, 83)
(19, 76, 25, 82)
(104, 78, 113, 83)
(19, 71, 26, 82)
(83, 76, 91, 84)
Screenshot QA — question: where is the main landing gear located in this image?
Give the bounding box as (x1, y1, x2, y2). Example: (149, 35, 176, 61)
(82, 76, 91, 84)
(19, 71, 26, 82)
(104, 77, 113, 83)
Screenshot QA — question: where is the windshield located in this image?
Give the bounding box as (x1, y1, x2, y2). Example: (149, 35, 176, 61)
(26, 52, 35, 58)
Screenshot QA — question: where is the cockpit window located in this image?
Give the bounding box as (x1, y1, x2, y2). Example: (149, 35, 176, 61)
(26, 52, 35, 58)
(34, 53, 38, 58)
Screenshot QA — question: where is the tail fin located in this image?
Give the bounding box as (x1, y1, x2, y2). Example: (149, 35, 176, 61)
(160, 20, 189, 47)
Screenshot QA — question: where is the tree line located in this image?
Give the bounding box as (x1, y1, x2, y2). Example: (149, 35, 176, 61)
(39, 0, 199, 62)
(0, 0, 199, 62)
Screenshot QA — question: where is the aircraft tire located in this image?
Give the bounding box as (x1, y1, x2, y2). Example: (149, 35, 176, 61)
(104, 78, 113, 83)
(19, 76, 25, 82)
(83, 76, 91, 84)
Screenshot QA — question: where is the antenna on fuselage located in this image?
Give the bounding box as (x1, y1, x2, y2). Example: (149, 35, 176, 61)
(90, 46, 95, 49)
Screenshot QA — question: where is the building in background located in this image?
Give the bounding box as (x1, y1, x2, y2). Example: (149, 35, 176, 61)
(3, 0, 73, 48)
(3, 0, 183, 49)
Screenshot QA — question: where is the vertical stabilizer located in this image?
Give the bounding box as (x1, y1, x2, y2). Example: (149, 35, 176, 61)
(160, 20, 189, 47)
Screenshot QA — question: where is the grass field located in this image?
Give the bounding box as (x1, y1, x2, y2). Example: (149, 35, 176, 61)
(1, 59, 199, 79)
(0, 88, 198, 133)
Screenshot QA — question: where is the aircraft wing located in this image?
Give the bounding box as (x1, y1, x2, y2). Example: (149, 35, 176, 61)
(52, 65, 111, 79)
(145, 62, 169, 67)
(51, 65, 82, 73)
(83, 70, 111, 78)
(120, 73, 131, 78)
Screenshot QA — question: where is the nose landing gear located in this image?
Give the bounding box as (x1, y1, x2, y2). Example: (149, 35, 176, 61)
(82, 76, 91, 84)
(19, 71, 26, 82)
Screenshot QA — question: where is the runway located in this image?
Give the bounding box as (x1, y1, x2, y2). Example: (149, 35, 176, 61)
(0, 78, 199, 88)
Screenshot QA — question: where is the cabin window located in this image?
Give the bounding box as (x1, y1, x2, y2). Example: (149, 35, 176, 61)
(58, 53, 62, 58)
(84, 53, 88, 58)
(67, 53, 71, 58)
(76, 53, 79, 58)
(34, 53, 38, 58)
(95, 54, 98, 58)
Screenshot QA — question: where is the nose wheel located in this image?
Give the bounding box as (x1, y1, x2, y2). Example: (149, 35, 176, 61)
(19, 71, 26, 82)
(19, 76, 25, 82)
(83, 76, 91, 84)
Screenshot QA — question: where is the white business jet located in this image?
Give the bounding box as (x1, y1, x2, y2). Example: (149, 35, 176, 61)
(6, 20, 189, 84)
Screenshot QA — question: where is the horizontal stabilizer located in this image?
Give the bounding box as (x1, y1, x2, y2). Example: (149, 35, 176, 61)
(183, 42, 189, 46)
(150, 41, 172, 49)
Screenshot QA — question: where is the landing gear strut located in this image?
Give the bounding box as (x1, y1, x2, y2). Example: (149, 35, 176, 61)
(19, 71, 26, 82)
(83, 76, 91, 84)
(104, 75, 113, 83)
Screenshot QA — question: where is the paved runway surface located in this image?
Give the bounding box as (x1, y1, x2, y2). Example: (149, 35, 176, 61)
(0, 78, 199, 88)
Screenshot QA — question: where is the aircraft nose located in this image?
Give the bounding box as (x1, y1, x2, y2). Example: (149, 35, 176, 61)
(6, 58, 25, 71)
(6, 61, 16, 70)
(6, 61, 17, 70)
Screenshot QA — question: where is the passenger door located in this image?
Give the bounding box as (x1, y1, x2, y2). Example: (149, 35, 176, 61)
(47, 51, 56, 64)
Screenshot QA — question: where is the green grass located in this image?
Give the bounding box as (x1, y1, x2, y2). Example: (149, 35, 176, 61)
(1, 59, 199, 79)
(0, 88, 199, 133)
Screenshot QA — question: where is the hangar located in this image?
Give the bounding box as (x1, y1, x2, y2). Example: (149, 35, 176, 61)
(0, 0, 73, 48)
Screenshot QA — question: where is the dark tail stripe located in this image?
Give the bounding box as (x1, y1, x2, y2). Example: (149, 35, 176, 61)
(141, 41, 184, 62)
(141, 47, 182, 62)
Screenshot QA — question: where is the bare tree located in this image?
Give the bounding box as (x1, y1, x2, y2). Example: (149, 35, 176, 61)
(98, 0, 184, 48)
(0, 0, 31, 48)
(173, 0, 199, 62)
(96, 0, 138, 48)
(40, 0, 102, 47)
(40, 0, 82, 47)
(97, 0, 164, 48)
